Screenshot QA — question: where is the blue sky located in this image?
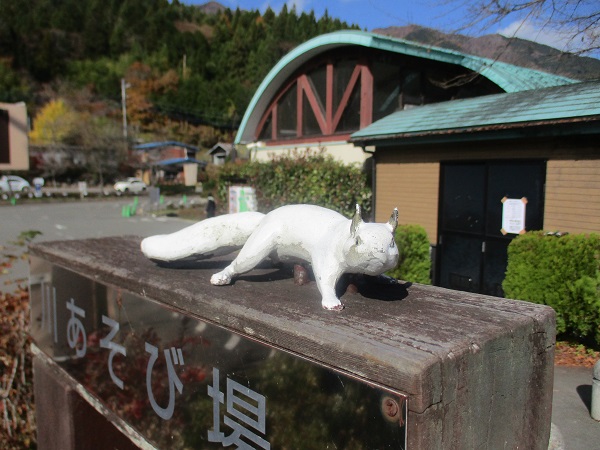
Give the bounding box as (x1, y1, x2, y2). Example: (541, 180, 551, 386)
(185, 0, 599, 57)
(188, 0, 480, 32)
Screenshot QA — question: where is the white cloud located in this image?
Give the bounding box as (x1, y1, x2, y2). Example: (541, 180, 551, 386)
(498, 19, 592, 54)
(286, 0, 310, 11)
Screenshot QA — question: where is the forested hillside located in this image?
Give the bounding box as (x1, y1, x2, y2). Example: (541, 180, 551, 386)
(0, 0, 358, 147)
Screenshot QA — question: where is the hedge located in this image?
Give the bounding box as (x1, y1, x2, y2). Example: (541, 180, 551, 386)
(211, 152, 433, 284)
(213, 150, 371, 218)
(503, 232, 600, 345)
(387, 224, 431, 284)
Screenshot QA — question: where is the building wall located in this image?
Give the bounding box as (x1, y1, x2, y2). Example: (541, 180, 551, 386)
(252, 141, 369, 165)
(375, 136, 600, 243)
(376, 153, 439, 241)
(545, 159, 600, 234)
(0, 102, 29, 171)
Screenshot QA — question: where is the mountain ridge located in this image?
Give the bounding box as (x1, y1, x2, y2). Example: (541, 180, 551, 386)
(372, 25, 600, 81)
(192, 2, 599, 81)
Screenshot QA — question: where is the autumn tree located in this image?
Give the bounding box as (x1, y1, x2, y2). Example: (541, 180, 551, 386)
(124, 62, 179, 133)
(29, 99, 79, 185)
(29, 96, 126, 185)
(72, 115, 125, 186)
(29, 99, 77, 145)
(5, 1, 359, 169)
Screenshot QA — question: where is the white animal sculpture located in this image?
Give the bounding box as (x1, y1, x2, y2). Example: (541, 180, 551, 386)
(141, 204, 399, 310)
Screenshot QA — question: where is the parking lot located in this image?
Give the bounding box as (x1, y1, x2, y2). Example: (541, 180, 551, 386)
(0, 198, 191, 291)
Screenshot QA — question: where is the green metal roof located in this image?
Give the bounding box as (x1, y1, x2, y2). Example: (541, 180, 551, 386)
(235, 30, 575, 144)
(350, 81, 600, 145)
(359, 31, 575, 91)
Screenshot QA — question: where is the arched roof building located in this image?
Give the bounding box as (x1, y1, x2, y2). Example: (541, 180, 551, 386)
(233, 30, 600, 297)
(235, 30, 574, 163)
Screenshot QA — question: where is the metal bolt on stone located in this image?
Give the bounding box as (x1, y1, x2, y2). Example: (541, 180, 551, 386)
(381, 397, 399, 420)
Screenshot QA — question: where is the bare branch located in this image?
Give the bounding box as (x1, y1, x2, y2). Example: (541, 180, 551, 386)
(442, 0, 600, 55)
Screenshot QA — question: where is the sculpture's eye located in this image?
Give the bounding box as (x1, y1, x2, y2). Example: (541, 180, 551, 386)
(355, 236, 362, 246)
(390, 239, 396, 248)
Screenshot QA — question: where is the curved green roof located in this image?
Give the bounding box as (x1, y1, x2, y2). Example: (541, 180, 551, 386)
(235, 30, 575, 144)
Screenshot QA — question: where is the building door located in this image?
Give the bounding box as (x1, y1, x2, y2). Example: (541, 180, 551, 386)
(436, 161, 545, 296)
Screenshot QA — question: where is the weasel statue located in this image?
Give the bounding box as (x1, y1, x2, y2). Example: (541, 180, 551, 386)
(141, 204, 399, 311)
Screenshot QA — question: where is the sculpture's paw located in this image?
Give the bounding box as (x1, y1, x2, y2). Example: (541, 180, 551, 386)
(211, 271, 232, 285)
(322, 299, 344, 311)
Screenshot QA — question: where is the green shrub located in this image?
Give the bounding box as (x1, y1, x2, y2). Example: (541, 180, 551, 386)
(387, 224, 431, 284)
(503, 232, 600, 344)
(214, 150, 371, 218)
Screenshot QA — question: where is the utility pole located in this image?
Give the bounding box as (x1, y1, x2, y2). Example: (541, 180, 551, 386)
(121, 78, 130, 139)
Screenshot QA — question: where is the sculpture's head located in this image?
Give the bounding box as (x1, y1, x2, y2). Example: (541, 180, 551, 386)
(343, 204, 399, 275)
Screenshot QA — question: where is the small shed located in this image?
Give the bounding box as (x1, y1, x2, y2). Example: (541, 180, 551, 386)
(208, 143, 235, 165)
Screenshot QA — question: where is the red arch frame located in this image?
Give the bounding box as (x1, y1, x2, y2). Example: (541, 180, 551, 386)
(255, 59, 373, 144)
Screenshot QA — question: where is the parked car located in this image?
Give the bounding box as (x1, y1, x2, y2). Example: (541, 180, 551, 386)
(0, 175, 31, 193)
(113, 178, 147, 194)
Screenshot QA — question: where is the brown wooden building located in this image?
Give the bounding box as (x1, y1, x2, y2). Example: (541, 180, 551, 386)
(351, 81, 600, 295)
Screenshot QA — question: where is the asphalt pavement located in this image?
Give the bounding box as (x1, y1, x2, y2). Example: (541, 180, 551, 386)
(0, 197, 192, 291)
(1, 198, 599, 448)
(551, 365, 600, 450)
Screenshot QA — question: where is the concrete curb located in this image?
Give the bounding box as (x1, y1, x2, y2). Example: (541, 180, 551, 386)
(548, 423, 565, 450)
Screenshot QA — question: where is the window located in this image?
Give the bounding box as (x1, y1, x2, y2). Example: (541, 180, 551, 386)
(254, 48, 502, 143)
(276, 83, 297, 139)
(0, 109, 9, 163)
(256, 55, 372, 142)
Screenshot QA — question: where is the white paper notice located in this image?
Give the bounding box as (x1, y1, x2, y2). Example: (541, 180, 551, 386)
(501, 197, 527, 235)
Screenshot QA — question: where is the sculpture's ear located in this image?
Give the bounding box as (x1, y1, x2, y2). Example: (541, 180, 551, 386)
(387, 208, 398, 233)
(350, 204, 363, 237)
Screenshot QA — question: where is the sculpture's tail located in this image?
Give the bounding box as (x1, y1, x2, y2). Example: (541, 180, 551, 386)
(141, 211, 265, 263)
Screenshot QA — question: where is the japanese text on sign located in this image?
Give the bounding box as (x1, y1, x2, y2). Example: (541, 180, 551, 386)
(38, 289, 272, 449)
(208, 367, 270, 449)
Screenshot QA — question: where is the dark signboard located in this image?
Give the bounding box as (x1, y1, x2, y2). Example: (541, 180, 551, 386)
(29, 256, 408, 449)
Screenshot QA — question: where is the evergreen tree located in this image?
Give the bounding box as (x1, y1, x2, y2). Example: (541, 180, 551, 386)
(51, 0, 85, 32)
(83, 0, 113, 58)
(0, 0, 359, 135)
